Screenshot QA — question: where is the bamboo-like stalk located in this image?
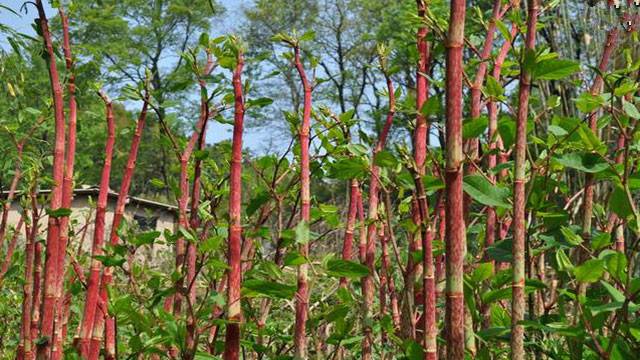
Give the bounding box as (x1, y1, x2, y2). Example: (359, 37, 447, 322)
(184, 99, 209, 360)
(486, 22, 518, 264)
(76, 91, 116, 357)
(223, 45, 245, 360)
(0, 218, 24, 284)
(34, 1, 67, 356)
(464, 0, 503, 185)
(31, 205, 43, 354)
(51, 9, 77, 358)
(88, 97, 150, 360)
(291, 41, 313, 360)
(361, 48, 396, 359)
(444, 0, 466, 358)
(18, 201, 39, 360)
(175, 55, 215, 325)
(414, 2, 438, 357)
(581, 27, 619, 247)
(511, 1, 538, 358)
(483, 21, 518, 329)
(340, 179, 359, 287)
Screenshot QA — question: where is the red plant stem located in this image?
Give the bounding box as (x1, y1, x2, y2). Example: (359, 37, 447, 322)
(383, 222, 401, 329)
(357, 189, 366, 263)
(444, 0, 466, 359)
(292, 43, 312, 360)
(223, 48, 245, 360)
(463, 0, 503, 221)
(581, 27, 619, 246)
(35, 0, 67, 356)
(415, 0, 430, 171)
(51, 9, 77, 358)
(362, 55, 396, 360)
(340, 179, 360, 287)
(511, 1, 538, 359)
(88, 98, 149, 360)
(185, 102, 209, 360)
(0, 217, 24, 284)
(18, 211, 38, 360)
(177, 61, 215, 322)
(435, 199, 445, 291)
(610, 131, 626, 252)
(76, 91, 116, 357)
(414, 181, 436, 360)
(378, 225, 389, 344)
(486, 23, 518, 265)
(414, 2, 437, 357)
(31, 230, 43, 353)
(0, 140, 25, 249)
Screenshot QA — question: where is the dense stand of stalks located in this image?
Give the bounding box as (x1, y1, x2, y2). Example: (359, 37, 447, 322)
(6, 2, 639, 360)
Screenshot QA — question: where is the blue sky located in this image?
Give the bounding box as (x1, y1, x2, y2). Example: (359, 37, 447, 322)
(0, 0, 276, 153)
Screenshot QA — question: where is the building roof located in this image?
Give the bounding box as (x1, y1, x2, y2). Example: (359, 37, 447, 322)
(0, 187, 179, 212)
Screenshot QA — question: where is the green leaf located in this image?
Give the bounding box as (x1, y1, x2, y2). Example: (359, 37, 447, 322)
(470, 262, 494, 284)
(299, 31, 316, 42)
(423, 176, 445, 192)
(484, 76, 504, 98)
(295, 221, 310, 245)
(283, 251, 307, 266)
(463, 175, 510, 208)
(46, 208, 72, 218)
(560, 226, 583, 246)
(555, 250, 573, 271)
(622, 99, 640, 120)
(405, 340, 425, 360)
(554, 152, 608, 173)
(130, 231, 161, 246)
(94, 254, 126, 267)
(246, 97, 273, 108)
(602, 251, 627, 282)
(246, 191, 270, 217)
(600, 281, 625, 302)
(533, 59, 580, 80)
(420, 96, 441, 117)
(24, 107, 42, 116)
(326, 259, 369, 279)
(591, 232, 611, 251)
(482, 287, 511, 304)
(329, 157, 368, 180)
(374, 150, 398, 168)
(575, 92, 605, 113)
(463, 116, 489, 139)
(198, 32, 209, 47)
(498, 116, 515, 149)
(573, 259, 605, 283)
(242, 279, 296, 299)
(610, 186, 633, 219)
